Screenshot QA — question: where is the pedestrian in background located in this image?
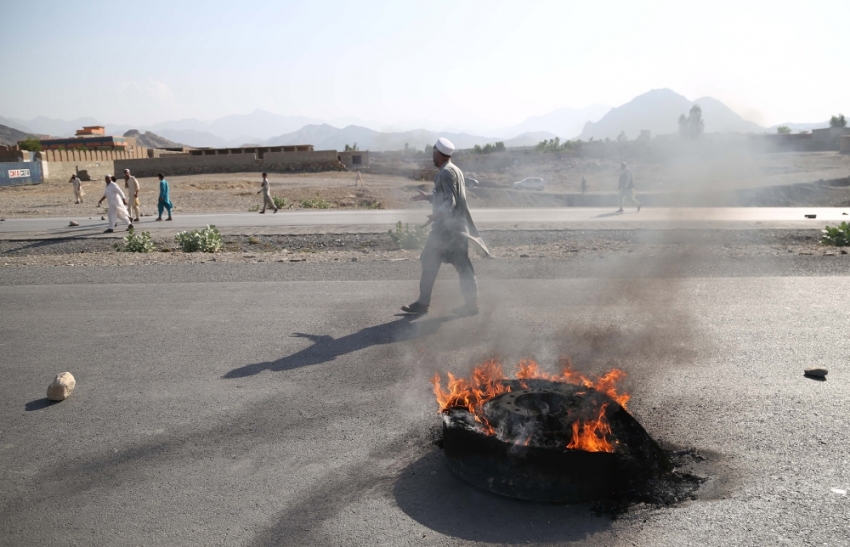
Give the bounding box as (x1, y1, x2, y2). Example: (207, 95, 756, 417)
(616, 162, 641, 213)
(123, 169, 141, 222)
(156, 173, 173, 221)
(69, 174, 84, 203)
(97, 175, 133, 232)
(355, 170, 363, 186)
(258, 172, 278, 213)
(580, 175, 587, 194)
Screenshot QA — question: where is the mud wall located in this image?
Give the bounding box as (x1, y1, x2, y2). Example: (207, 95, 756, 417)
(42, 160, 116, 182)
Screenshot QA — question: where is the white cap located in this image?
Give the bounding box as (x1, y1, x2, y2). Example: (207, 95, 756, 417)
(434, 137, 455, 156)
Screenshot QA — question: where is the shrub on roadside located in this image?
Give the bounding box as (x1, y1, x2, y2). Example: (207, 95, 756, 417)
(300, 197, 331, 209)
(175, 225, 222, 253)
(119, 227, 156, 253)
(273, 196, 290, 209)
(822, 222, 850, 246)
(388, 221, 427, 250)
(358, 199, 383, 209)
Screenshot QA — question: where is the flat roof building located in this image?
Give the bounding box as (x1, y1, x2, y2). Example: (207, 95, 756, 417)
(188, 144, 314, 158)
(75, 126, 105, 136)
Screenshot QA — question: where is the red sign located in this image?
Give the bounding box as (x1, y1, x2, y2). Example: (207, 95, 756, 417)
(8, 169, 30, 178)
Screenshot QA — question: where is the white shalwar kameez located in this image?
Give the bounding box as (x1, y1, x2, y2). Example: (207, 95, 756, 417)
(104, 181, 132, 229)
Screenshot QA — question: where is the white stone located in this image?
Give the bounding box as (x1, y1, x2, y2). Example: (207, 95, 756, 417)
(47, 372, 76, 401)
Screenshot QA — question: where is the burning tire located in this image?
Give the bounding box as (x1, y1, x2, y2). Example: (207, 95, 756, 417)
(433, 363, 671, 503)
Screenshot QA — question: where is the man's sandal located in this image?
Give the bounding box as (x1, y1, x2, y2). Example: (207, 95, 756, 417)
(401, 302, 429, 314)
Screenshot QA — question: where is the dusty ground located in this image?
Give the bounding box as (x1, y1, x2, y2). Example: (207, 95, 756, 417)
(0, 229, 842, 268)
(454, 150, 850, 193)
(3, 151, 850, 218)
(0, 171, 415, 219)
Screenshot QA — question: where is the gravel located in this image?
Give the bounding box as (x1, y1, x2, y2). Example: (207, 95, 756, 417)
(0, 229, 839, 268)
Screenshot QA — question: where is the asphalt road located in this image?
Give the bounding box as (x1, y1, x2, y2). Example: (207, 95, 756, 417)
(1, 207, 847, 239)
(1, 257, 848, 546)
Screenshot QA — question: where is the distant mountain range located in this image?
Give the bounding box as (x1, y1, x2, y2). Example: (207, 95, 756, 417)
(263, 124, 554, 151)
(0, 90, 835, 150)
(496, 104, 612, 141)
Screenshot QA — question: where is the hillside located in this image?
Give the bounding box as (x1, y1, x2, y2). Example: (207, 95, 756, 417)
(579, 89, 764, 140)
(123, 129, 185, 149)
(0, 123, 34, 145)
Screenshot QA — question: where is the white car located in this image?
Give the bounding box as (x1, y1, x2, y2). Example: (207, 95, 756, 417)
(512, 177, 545, 191)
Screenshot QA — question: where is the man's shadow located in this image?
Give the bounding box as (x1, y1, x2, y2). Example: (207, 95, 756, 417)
(223, 315, 457, 379)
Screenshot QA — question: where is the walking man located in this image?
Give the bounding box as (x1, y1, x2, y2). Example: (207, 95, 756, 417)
(401, 138, 489, 317)
(69, 174, 84, 203)
(258, 172, 278, 213)
(123, 169, 141, 222)
(580, 175, 587, 194)
(156, 173, 173, 221)
(355, 170, 362, 187)
(97, 175, 133, 232)
(616, 162, 641, 213)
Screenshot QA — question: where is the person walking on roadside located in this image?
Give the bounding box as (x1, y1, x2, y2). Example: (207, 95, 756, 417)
(123, 169, 141, 222)
(69, 174, 84, 203)
(580, 175, 587, 194)
(355, 170, 362, 187)
(156, 173, 173, 221)
(616, 162, 641, 213)
(258, 172, 278, 214)
(401, 137, 489, 317)
(97, 175, 133, 232)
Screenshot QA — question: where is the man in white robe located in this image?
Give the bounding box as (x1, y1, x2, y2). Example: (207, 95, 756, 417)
(257, 172, 278, 213)
(69, 174, 84, 203)
(402, 137, 489, 317)
(617, 162, 641, 213)
(97, 175, 134, 233)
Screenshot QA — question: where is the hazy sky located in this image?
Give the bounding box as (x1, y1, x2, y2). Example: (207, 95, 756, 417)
(1, 0, 847, 129)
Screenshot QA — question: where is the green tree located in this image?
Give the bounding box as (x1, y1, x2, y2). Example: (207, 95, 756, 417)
(830, 114, 847, 128)
(494, 141, 506, 152)
(18, 137, 42, 152)
(678, 105, 705, 139)
(777, 126, 792, 134)
(344, 143, 359, 152)
(473, 144, 482, 153)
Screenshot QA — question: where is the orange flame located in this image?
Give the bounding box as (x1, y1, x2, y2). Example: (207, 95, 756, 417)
(431, 358, 512, 433)
(566, 404, 614, 452)
(432, 357, 630, 453)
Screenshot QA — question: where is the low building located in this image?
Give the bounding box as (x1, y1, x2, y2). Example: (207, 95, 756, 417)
(812, 127, 850, 143)
(187, 144, 369, 168)
(338, 150, 368, 169)
(37, 135, 130, 150)
(75, 126, 106, 136)
(188, 145, 314, 158)
(33, 126, 136, 151)
(840, 136, 850, 154)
